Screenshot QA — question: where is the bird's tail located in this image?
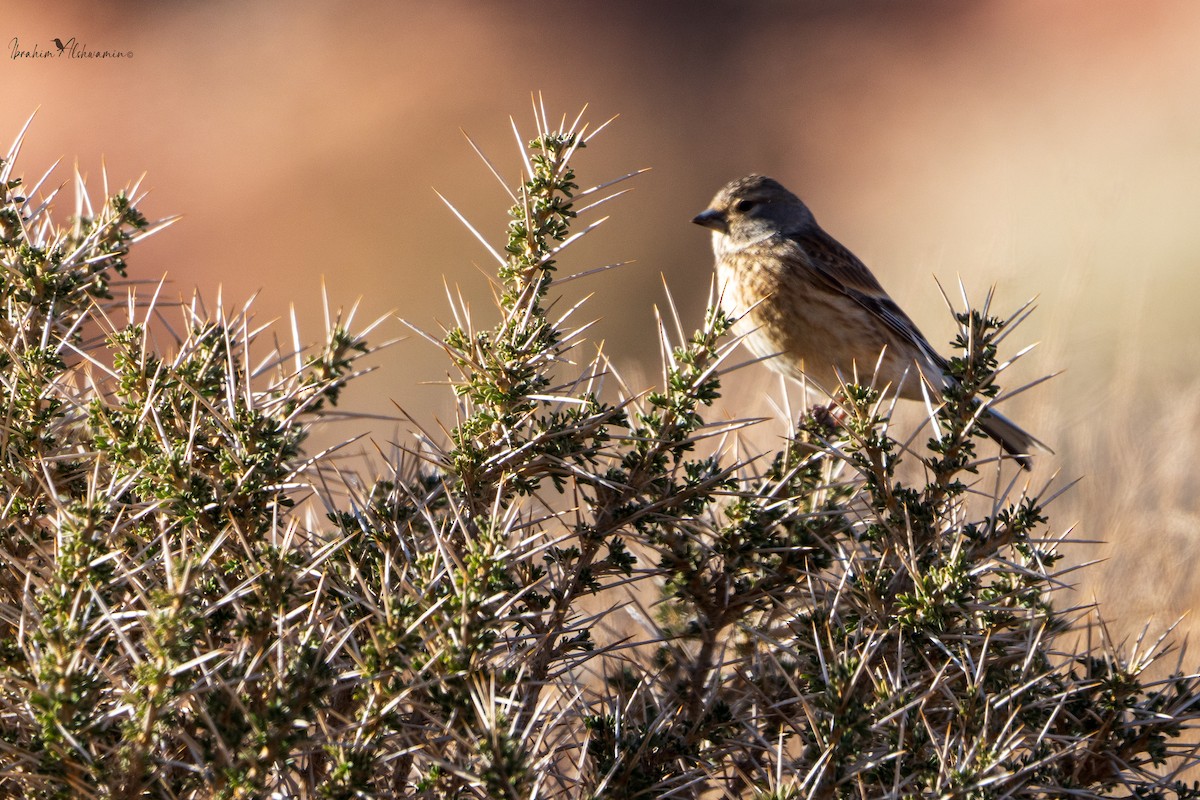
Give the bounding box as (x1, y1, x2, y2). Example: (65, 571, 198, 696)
(976, 407, 1051, 471)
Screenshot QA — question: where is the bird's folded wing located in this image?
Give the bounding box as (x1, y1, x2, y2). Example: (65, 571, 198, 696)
(781, 228, 949, 371)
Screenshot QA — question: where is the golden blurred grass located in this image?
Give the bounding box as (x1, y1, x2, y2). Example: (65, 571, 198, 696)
(5, 0, 1200, 644)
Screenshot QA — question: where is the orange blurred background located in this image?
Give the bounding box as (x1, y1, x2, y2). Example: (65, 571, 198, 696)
(5, 1, 1200, 639)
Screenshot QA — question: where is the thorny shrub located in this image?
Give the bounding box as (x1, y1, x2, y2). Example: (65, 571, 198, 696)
(1, 107, 1199, 799)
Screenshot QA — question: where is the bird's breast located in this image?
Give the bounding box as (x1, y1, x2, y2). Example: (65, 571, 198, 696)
(715, 241, 922, 395)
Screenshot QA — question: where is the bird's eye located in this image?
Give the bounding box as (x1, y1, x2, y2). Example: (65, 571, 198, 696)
(734, 199, 757, 213)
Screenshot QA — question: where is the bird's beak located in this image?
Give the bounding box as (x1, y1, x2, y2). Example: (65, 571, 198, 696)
(691, 208, 727, 233)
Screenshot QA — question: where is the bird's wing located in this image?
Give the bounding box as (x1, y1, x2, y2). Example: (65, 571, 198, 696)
(782, 227, 949, 370)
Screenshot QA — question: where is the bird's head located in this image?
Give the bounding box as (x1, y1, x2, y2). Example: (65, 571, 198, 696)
(692, 175, 815, 250)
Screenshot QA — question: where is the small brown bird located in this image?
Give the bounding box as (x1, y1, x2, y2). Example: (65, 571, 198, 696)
(693, 174, 1047, 469)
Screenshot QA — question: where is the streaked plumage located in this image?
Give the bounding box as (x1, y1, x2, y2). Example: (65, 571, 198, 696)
(693, 174, 1047, 469)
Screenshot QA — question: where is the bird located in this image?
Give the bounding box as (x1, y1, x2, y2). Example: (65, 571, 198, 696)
(52, 38, 67, 53)
(692, 174, 1048, 469)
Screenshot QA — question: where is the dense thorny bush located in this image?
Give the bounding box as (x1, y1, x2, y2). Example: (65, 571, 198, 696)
(2, 107, 1199, 799)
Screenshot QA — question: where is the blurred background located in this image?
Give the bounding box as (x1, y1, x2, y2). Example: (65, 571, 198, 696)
(4, 0, 1199, 641)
